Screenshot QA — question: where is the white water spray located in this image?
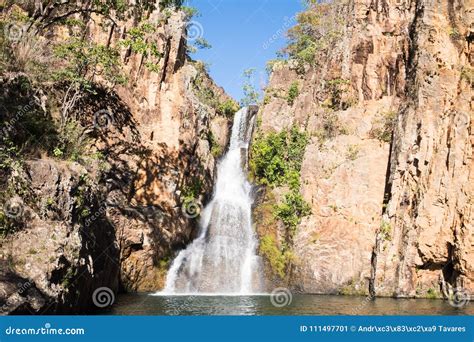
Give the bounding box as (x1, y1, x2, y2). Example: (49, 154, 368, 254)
(160, 107, 264, 295)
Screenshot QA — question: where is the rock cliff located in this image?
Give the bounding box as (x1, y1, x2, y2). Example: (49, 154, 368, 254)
(253, 0, 473, 299)
(0, 0, 235, 313)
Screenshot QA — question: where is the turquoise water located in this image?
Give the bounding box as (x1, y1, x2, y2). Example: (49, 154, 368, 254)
(110, 294, 473, 315)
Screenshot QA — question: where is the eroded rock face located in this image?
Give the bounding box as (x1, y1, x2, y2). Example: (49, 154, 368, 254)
(255, 0, 473, 297)
(0, 1, 234, 313)
(91, 10, 233, 292)
(373, 0, 473, 297)
(1, 159, 119, 314)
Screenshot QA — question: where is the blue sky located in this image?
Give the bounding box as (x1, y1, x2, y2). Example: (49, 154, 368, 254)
(186, 0, 303, 102)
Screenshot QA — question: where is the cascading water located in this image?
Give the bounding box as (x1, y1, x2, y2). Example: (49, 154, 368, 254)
(160, 107, 264, 294)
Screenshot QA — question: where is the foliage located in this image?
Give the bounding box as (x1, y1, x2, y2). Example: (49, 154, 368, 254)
(345, 144, 360, 161)
(0, 138, 21, 173)
(370, 110, 397, 143)
(53, 38, 125, 88)
(339, 279, 367, 296)
(91, 0, 129, 15)
(274, 189, 311, 232)
(181, 178, 203, 203)
(460, 66, 474, 84)
(265, 58, 286, 75)
(323, 78, 351, 110)
(194, 84, 218, 109)
(259, 234, 294, 278)
(448, 27, 461, 40)
(71, 173, 94, 220)
(240, 68, 260, 106)
(0, 211, 12, 237)
(207, 131, 223, 158)
(0, 77, 58, 155)
(283, 1, 343, 69)
(1, 2, 132, 134)
(251, 131, 287, 186)
(0, 22, 51, 82)
(194, 37, 212, 50)
(287, 81, 299, 105)
(426, 288, 439, 299)
(217, 99, 239, 118)
(120, 22, 162, 72)
(313, 111, 348, 144)
(379, 220, 392, 241)
(250, 126, 309, 187)
(187, 37, 212, 54)
(192, 62, 227, 112)
(53, 119, 91, 162)
(251, 126, 311, 235)
(181, 6, 199, 19)
(53, 147, 64, 158)
(160, 0, 184, 9)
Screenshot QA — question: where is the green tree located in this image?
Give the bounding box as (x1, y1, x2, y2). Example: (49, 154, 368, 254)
(240, 68, 260, 106)
(283, 1, 343, 69)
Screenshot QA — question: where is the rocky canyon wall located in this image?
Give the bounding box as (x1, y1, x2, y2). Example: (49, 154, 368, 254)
(254, 0, 473, 299)
(0, 0, 234, 313)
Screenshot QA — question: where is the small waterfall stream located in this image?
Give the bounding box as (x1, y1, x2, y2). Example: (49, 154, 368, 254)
(160, 107, 264, 295)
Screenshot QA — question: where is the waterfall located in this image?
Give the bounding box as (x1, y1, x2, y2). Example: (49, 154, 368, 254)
(160, 107, 264, 295)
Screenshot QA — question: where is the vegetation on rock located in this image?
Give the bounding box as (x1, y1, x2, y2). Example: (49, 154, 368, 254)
(251, 126, 311, 278)
(250, 126, 308, 188)
(370, 110, 397, 143)
(274, 190, 311, 234)
(240, 68, 260, 106)
(287, 81, 299, 105)
(259, 234, 294, 279)
(284, 1, 344, 70)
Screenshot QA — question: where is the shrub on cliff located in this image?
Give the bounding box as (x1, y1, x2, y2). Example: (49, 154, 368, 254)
(274, 189, 311, 233)
(250, 126, 309, 187)
(160, 0, 184, 9)
(120, 22, 163, 72)
(287, 81, 299, 105)
(217, 99, 239, 118)
(251, 126, 311, 236)
(240, 68, 260, 106)
(314, 111, 348, 144)
(370, 110, 397, 143)
(283, 1, 344, 69)
(323, 78, 351, 110)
